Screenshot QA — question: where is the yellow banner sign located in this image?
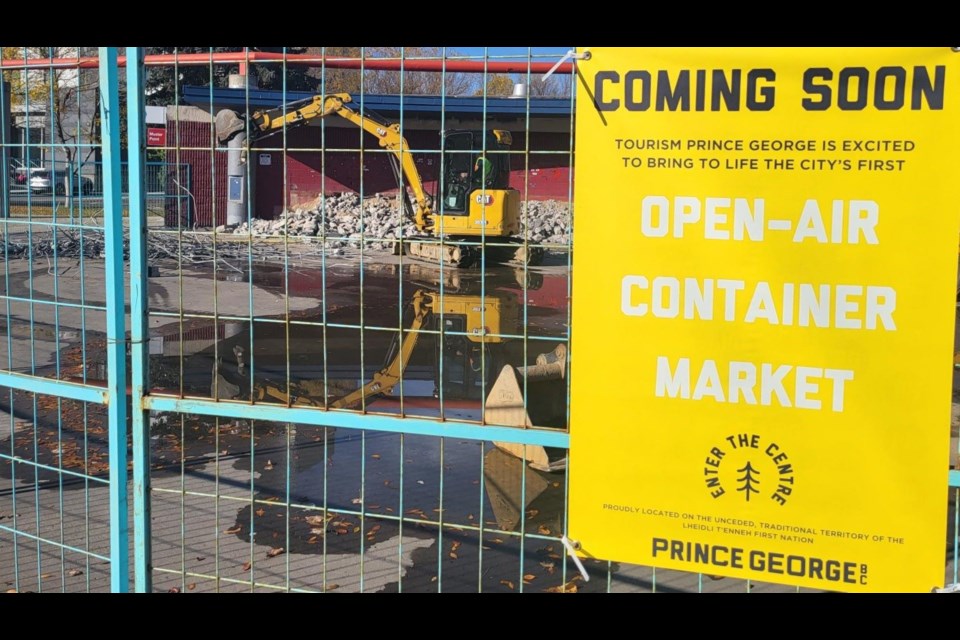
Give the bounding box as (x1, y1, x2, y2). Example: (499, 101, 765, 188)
(569, 47, 959, 592)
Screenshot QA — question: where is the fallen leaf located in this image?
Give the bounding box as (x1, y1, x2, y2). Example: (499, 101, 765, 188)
(368, 504, 380, 510)
(386, 508, 394, 513)
(500, 580, 515, 590)
(196, 556, 206, 561)
(304, 515, 325, 526)
(467, 514, 475, 520)
(430, 576, 438, 582)
(537, 525, 552, 535)
(491, 538, 504, 544)
(325, 583, 339, 591)
(416, 480, 425, 485)
(545, 581, 578, 593)
(242, 562, 252, 571)
(449, 552, 458, 559)
(264, 460, 274, 471)
(5, 589, 16, 593)
(267, 547, 285, 558)
(371, 454, 381, 459)
(168, 587, 181, 593)
(523, 574, 536, 581)
(540, 561, 556, 575)
(368, 525, 381, 535)
(66, 569, 84, 577)
(451, 541, 461, 552)
(187, 583, 196, 591)
(353, 526, 361, 533)
(223, 525, 242, 535)
(309, 527, 325, 536)
(548, 553, 562, 560)
(526, 509, 540, 519)
(335, 528, 348, 535)
(255, 508, 265, 517)
(351, 498, 362, 505)
(307, 536, 318, 544)
(41, 574, 52, 579)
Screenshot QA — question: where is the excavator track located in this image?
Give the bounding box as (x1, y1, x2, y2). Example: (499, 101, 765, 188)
(403, 239, 543, 269)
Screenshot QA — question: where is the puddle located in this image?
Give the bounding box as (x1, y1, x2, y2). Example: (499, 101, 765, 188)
(150, 261, 571, 427)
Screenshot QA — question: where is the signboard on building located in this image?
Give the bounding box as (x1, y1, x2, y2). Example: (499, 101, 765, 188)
(569, 47, 960, 592)
(147, 127, 166, 147)
(145, 105, 166, 125)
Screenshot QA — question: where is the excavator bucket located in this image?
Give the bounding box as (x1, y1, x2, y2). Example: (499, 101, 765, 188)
(482, 446, 564, 532)
(485, 344, 568, 472)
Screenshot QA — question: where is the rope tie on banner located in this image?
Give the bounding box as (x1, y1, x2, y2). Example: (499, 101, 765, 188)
(542, 50, 591, 82)
(560, 535, 591, 583)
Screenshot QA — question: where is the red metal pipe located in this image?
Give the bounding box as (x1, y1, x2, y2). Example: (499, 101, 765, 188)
(0, 52, 575, 74)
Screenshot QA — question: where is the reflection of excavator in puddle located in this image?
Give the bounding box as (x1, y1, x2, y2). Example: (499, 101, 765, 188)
(216, 93, 543, 268)
(211, 283, 567, 472)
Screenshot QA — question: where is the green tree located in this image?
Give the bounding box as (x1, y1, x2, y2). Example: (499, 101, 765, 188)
(144, 47, 242, 106)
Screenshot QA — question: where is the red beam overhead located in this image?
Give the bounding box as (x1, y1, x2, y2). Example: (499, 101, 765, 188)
(0, 52, 576, 74)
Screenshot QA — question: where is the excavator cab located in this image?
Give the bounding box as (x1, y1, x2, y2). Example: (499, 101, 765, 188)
(439, 130, 512, 215)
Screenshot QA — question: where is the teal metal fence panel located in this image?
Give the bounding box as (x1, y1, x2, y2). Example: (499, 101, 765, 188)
(0, 46, 129, 592)
(1, 47, 956, 592)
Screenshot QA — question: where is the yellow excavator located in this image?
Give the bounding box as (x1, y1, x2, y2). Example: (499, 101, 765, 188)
(215, 93, 543, 268)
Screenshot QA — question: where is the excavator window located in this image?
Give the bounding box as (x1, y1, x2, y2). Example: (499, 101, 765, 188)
(440, 131, 474, 215)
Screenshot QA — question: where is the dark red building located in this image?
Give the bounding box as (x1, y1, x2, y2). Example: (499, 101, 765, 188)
(165, 88, 574, 228)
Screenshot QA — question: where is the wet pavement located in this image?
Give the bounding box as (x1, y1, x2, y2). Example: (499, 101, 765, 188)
(1, 250, 957, 592)
(140, 256, 585, 592)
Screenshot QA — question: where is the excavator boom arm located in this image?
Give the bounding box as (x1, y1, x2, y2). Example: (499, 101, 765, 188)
(243, 93, 434, 230)
(329, 290, 434, 410)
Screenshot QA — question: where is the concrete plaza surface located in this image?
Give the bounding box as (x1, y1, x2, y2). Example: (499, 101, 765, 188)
(0, 229, 956, 592)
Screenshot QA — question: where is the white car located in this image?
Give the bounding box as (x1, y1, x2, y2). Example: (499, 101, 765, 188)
(29, 169, 94, 195)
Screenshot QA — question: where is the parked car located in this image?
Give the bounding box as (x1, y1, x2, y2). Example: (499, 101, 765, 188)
(29, 169, 94, 195)
(13, 166, 36, 186)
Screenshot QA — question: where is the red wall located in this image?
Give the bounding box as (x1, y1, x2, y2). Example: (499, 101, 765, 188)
(254, 127, 573, 220)
(167, 118, 572, 227)
(164, 119, 228, 228)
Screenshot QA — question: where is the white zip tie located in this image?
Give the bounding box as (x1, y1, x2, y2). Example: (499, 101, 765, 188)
(542, 50, 591, 82)
(560, 535, 590, 583)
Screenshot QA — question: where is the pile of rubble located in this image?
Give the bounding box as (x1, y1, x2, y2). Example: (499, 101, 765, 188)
(224, 192, 571, 251)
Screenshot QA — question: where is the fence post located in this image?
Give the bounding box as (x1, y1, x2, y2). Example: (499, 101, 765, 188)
(1, 80, 9, 219)
(126, 46, 152, 593)
(98, 46, 129, 593)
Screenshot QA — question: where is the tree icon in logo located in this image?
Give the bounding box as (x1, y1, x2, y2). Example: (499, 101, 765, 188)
(736, 461, 761, 502)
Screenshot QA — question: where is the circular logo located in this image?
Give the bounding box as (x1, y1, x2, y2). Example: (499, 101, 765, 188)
(702, 433, 796, 505)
